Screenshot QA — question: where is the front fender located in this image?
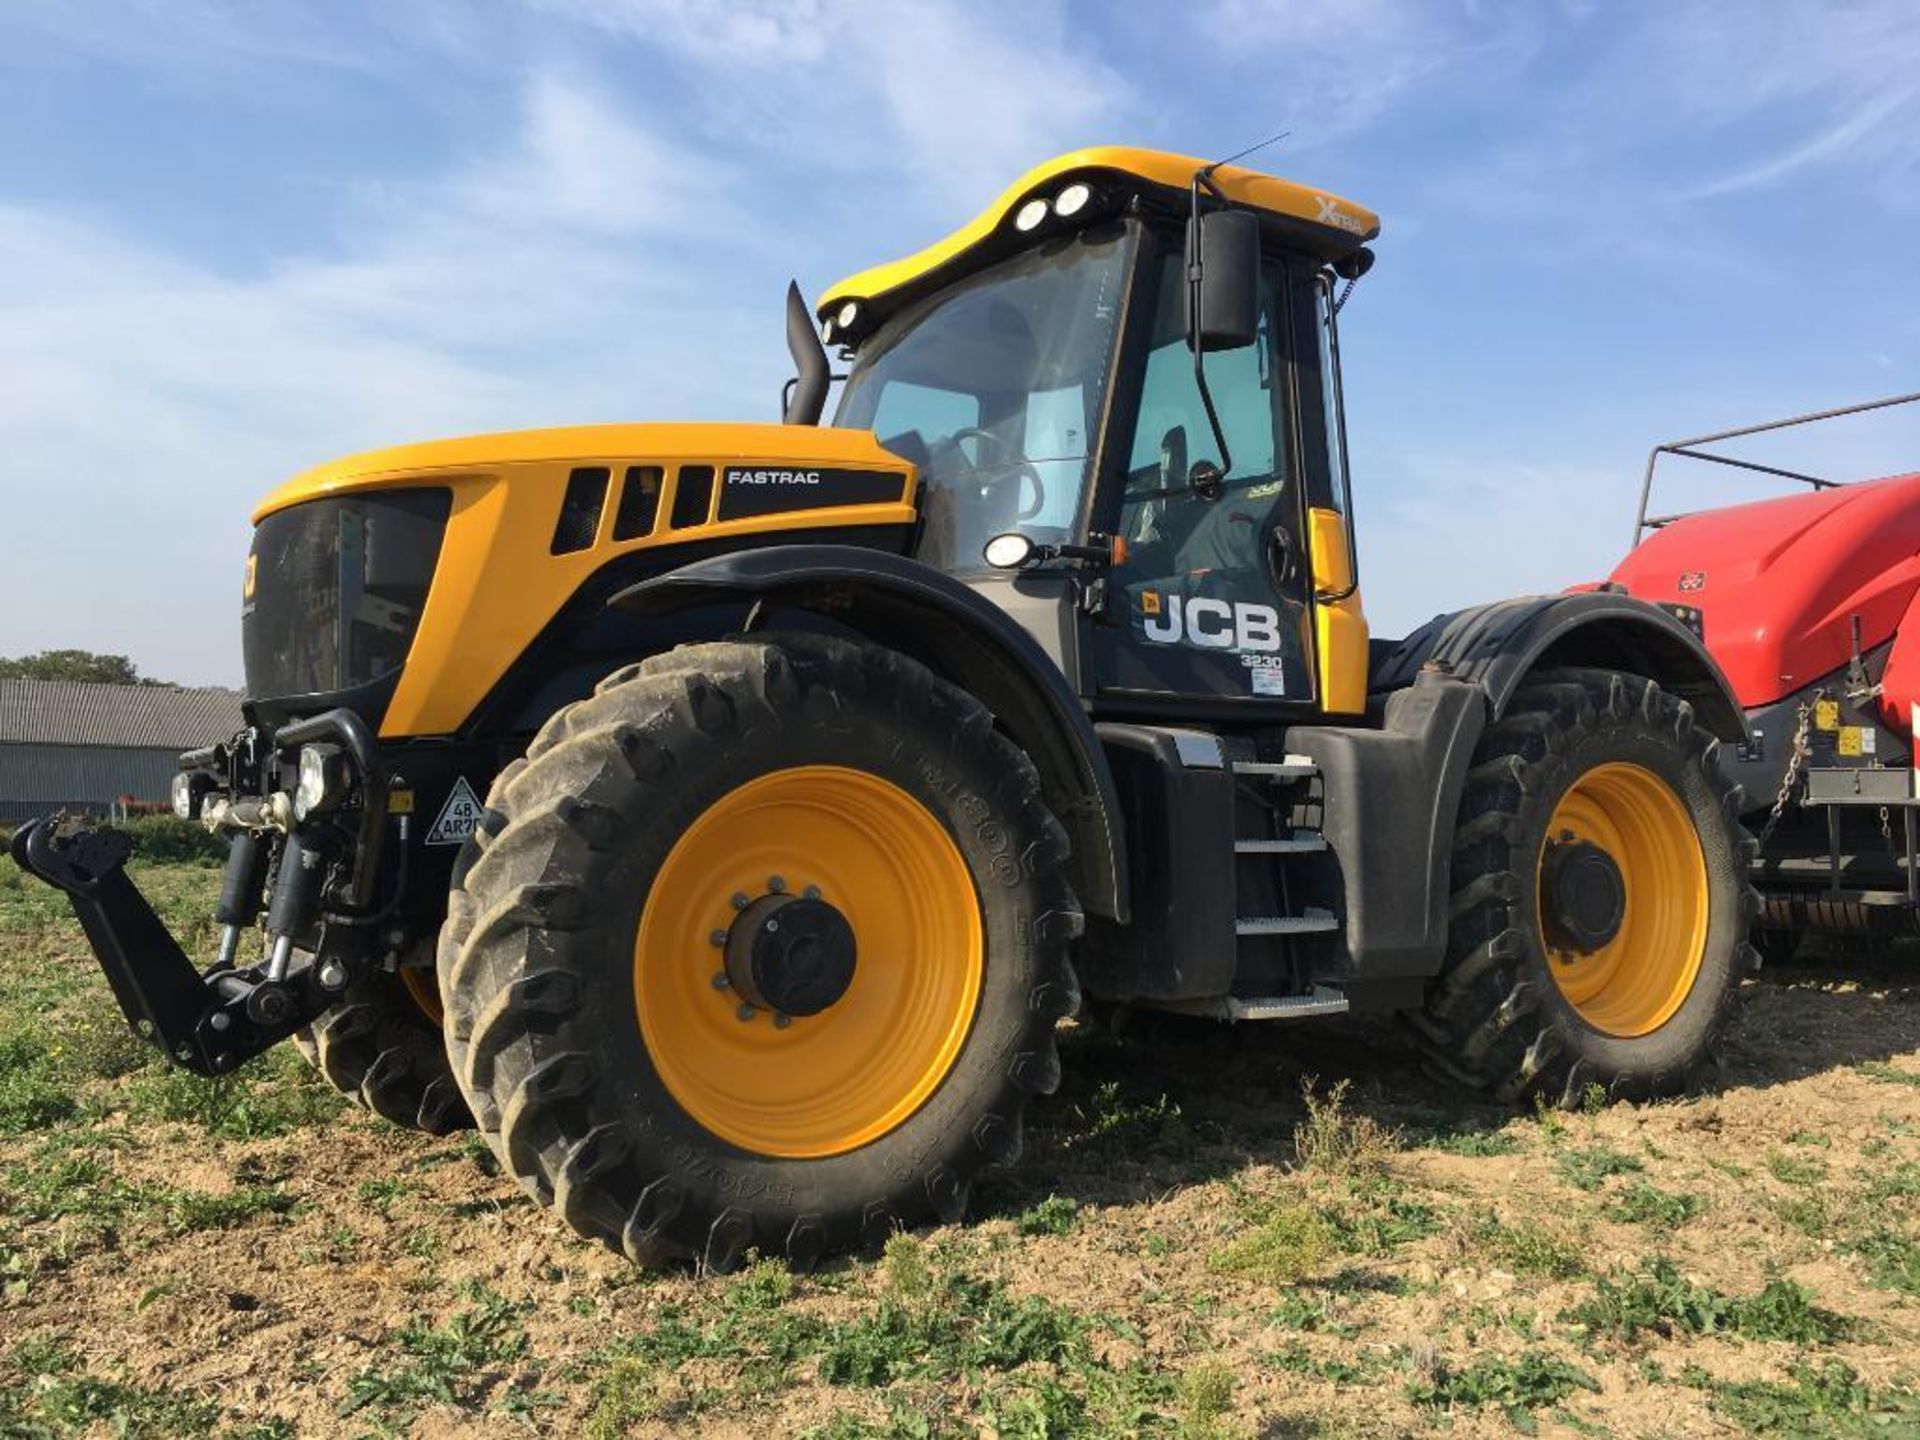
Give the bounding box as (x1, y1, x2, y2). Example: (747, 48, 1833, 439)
(1371, 591, 1749, 742)
(611, 545, 1129, 923)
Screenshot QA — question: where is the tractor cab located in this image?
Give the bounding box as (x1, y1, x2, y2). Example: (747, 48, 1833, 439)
(812, 147, 1377, 716)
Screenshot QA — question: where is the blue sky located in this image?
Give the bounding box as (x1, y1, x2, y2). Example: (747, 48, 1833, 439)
(2, 0, 1917, 686)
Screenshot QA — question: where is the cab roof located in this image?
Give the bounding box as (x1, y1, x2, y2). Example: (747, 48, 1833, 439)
(816, 146, 1380, 335)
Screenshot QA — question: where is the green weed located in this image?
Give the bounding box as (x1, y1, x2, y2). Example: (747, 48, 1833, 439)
(1016, 1193, 1081, 1236)
(124, 1048, 343, 1140)
(1426, 1128, 1521, 1158)
(1209, 1202, 1337, 1285)
(1408, 1350, 1600, 1434)
(1688, 1358, 1920, 1436)
(1176, 1362, 1237, 1440)
(1462, 1213, 1588, 1279)
(1565, 1258, 1852, 1345)
(1764, 1150, 1828, 1186)
(1856, 1061, 1920, 1088)
(1293, 1077, 1396, 1178)
(341, 1285, 530, 1421)
(0, 1026, 81, 1135)
(1604, 1180, 1705, 1228)
(0, 1335, 222, 1438)
(1554, 1144, 1643, 1191)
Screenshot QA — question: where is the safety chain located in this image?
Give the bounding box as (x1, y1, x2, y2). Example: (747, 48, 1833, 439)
(1757, 688, 1824, 850)
(1332, 276, 1358, 315)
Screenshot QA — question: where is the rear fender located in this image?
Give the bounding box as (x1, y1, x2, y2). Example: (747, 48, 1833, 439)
(1371, 591, 1749, 742)
(612, 546, 1129, 923)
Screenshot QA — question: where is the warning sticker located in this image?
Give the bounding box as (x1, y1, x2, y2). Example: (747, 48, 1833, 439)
(425, 777, 485, 845)
(1250, 666, 1287, 698)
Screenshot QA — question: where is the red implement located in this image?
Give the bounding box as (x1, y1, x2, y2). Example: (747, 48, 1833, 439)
(1610, 470, 1920, 731)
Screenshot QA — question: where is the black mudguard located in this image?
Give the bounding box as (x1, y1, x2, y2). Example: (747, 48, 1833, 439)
(611, 544, 1130, 923)
(1371, 590, 1749, 742)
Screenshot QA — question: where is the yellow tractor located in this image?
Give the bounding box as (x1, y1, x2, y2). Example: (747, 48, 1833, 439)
(12, 147, 1756, 1270)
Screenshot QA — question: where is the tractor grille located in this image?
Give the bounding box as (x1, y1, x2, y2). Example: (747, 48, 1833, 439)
(243, 488, 451, 701)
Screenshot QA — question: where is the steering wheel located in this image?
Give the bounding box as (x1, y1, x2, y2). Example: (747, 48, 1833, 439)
(944, 426, 1047, 521)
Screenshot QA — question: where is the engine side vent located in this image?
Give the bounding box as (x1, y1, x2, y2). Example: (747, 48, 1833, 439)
(671, 465, 716, 529)
(613, 465, 664, 540)
(550, 466, 610, 554)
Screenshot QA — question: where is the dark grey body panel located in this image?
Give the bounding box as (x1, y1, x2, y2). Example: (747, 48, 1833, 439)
(1287, 670, 1487, 981)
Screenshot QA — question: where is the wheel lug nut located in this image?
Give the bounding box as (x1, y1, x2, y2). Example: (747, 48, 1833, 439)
(712, 972, 731, 990)
(768, 875, 787, 893)
(766, 919, 780, 933)
(774, 1013, 791, 1030)
(803, 885, 821, 900)
(736, 1002, 757, 1022)
(709, 929, 728, 948)
(731, 892, 751, 911)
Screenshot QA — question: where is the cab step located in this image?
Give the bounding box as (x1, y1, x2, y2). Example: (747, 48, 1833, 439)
(1234, 908, 1339, 937)
(1225, 988, 1350, 1020)
(1234, 834, 1327, 855)
(1145, 986, 1351, 1022)
(1231, 756, 1319, 781)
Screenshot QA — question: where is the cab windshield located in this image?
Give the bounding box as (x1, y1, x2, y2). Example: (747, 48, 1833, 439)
(833, 223, 1134, 571)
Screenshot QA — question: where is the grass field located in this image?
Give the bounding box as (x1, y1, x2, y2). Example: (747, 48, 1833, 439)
(2, 858, 1918, 1437)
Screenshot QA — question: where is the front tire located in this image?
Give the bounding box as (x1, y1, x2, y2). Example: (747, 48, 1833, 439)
(293, 965, 472, 1133)
(437, 634, 1082, 1271)
(1411, 669, 1758, 1105)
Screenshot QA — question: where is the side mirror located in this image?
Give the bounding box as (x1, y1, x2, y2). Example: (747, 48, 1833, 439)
(982, 532, 1036, 569)
(1186, 208, 1261, 352)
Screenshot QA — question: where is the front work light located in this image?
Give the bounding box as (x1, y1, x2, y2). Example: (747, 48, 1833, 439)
(292, 743, 348, 822)
(1052, 181, 1092, 218)
(170, 771, 195, 820)
(1013, 197, 1049, 232)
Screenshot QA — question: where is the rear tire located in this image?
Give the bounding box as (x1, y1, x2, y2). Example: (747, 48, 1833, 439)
(1410, 668, 1759, 1105)
(294, 965, 472, 1133)
(437, 633, 1082, 1271)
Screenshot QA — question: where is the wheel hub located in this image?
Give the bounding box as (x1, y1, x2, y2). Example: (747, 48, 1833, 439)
(724, 892, 857, 1018)
(1541, 837, 1626, 954)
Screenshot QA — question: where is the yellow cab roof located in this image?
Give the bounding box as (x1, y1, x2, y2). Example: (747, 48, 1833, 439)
(817, 145, 1380, 323)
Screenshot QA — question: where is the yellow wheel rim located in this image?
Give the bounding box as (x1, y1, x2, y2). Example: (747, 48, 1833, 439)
(400, 965, 444, 1026)
(1537, 761, 1708, 1037)
(634, 765, 983, 1159)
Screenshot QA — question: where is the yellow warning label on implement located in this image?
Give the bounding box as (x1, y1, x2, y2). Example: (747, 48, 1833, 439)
(1838, 727, 1864, 757)
(388, 790, 415, 815)
(1814, 698, 1840, 731)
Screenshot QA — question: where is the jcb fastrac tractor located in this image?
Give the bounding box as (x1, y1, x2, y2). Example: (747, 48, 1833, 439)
(12, 148, 1759, 1271)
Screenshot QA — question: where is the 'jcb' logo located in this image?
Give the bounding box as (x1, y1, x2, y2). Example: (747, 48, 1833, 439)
(1142, 596, 1283, 652)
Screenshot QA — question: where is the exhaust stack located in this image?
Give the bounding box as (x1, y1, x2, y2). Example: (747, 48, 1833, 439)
(782, 280, 829, 427)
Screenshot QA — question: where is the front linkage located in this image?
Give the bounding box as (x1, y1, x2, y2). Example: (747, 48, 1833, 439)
(9, 708, 397, 1076)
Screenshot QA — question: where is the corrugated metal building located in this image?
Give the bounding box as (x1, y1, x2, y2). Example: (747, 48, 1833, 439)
(0, 679, 245, 822)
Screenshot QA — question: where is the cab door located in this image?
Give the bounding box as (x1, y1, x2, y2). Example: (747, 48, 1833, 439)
(1091, 243, 1316, 707)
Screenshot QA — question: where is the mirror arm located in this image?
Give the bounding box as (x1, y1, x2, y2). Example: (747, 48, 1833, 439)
(1185, 170, 1235, 486)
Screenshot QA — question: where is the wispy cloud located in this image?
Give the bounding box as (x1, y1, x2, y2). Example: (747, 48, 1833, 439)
(527, 0, 1125, 202)
(0, 73, 777, 682)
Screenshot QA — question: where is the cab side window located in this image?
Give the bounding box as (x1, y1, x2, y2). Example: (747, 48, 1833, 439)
(1116, 249, 1287, 582)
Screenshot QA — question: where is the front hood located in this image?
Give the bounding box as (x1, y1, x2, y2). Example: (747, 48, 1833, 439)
(254, 422, 912, 523)
(248, 421, 919, 738)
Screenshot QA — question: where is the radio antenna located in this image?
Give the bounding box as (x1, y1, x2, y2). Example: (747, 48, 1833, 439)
(1200, 129, 1291, 179)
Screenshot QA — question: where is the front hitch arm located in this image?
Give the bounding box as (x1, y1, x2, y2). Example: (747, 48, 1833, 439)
(8, 818, 323, 1075)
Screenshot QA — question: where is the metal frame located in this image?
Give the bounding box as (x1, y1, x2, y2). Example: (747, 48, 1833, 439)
(1631, 390, 1920, 545)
